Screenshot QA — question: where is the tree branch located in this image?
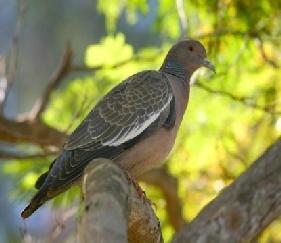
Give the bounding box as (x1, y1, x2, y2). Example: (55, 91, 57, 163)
(29, 44, 73, 121)
(0, 116, 65, 147)
(195, 81, 281, 116)
(78, 158, 163, 243)
(172, 137, 281, 243)
(256, 36, 279, 69)
(0, 150, 58, 160)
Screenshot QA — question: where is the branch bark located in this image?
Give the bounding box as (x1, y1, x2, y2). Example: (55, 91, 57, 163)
(172, 137, 281, 243)
(78, 159, 163, 243)
(0, 116, 65, 147)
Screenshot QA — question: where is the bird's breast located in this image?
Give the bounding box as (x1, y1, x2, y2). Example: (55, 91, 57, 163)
(115, 126, 177, 178)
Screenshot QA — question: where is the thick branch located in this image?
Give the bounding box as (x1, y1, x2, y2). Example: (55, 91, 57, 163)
(172, 138, 281, 243)
(78, 159, 162, 243)
(0, 116, 65, 147)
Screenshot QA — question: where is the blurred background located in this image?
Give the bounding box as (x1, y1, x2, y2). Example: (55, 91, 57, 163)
(0, 0, 280, 242)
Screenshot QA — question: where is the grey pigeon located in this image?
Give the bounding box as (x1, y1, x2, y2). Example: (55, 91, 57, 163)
(21, 39, 215, 218)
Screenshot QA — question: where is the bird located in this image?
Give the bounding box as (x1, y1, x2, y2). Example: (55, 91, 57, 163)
(21, 39, 215, 218)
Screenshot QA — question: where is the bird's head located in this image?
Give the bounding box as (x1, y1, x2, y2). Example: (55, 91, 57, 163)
(161, 39, 215, 79)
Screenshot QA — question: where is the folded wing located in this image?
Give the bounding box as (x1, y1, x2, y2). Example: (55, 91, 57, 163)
(64, 70, 173, 151)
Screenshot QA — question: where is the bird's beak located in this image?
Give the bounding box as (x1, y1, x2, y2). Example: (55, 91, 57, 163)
(202, 58, 216, 73)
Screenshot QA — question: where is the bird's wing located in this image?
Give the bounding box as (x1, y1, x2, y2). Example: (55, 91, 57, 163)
(63, 70, 173, 151)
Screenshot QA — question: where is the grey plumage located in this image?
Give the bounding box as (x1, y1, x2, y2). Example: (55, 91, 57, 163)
(21, 39, 215, 218)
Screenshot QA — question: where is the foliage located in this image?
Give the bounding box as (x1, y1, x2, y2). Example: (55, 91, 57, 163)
(2, 0, 281, 242)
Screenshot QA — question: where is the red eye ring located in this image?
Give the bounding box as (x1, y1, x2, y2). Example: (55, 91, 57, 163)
(188, 46, 193, 51)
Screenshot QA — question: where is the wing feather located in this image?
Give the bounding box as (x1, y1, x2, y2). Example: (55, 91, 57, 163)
(64, 70, 173, 150)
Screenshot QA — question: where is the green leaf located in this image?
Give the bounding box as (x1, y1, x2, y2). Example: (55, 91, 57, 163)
(85, 33, 133, 67)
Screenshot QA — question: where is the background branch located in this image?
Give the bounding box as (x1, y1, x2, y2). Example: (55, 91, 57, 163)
(0, 150, 58, 160)
(0, 116, 65, 147)
(195, 81, 281, 115)
(172, 137, 281, 242)
(29, 43, 73, 121)
(256, 36, 279, 69)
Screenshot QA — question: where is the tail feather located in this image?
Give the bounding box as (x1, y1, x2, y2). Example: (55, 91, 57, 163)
(21, 190, 46, 218)
(21, 149, 97, 218)
(21, 184, 72, 218)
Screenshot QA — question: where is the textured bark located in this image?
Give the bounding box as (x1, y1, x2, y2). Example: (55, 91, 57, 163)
(172, 137, 281, 243)
(78, 159, 162, 243)
(128, 180, 163, 243)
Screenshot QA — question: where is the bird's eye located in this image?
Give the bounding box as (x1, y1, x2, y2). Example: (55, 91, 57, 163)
(188, 46, 194, 51)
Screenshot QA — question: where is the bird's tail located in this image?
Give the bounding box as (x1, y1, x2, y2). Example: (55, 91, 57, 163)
(21, 190, 46, 219)
(21, 151, 81, 218)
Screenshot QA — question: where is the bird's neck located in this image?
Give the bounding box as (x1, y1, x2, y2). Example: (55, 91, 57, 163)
(160, 61, 191, 82)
